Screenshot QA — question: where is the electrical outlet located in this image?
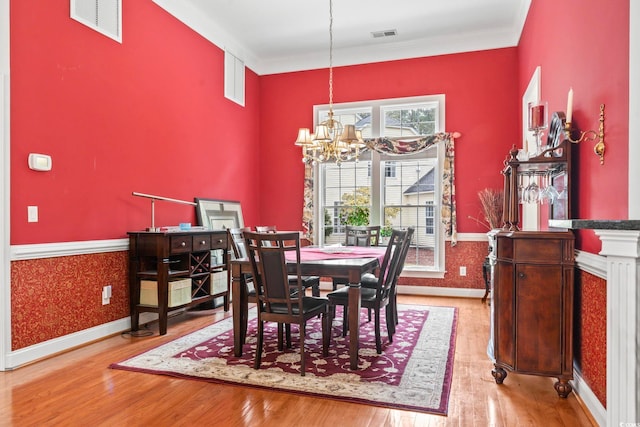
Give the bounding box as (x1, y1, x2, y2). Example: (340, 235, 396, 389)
(459, 266, 467, 276)
(102, 285, 112, 305)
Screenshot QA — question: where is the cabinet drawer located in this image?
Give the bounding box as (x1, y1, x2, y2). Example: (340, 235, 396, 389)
(192, 234, 211, 252)
(211, 233, 227, 249)
(514, 239, 562, 263)
(170, 236, 192, 253)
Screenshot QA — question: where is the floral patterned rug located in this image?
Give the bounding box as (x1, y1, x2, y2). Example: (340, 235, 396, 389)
(110, 304, 458, 415)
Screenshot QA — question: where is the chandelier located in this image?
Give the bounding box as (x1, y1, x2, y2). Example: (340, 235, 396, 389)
(294, 0, 365, 165)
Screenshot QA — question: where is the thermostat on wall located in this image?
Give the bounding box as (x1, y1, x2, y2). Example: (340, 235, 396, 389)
(28, 153, 52, 171)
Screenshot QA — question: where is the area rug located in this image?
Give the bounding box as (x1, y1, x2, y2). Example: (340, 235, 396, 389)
(110, 304, 458, 415)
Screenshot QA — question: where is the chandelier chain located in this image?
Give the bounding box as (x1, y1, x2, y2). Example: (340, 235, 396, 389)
(328, 0, 333, 112)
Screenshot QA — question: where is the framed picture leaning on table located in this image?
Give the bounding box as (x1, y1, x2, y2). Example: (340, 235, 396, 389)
(195, 198, 245, 230)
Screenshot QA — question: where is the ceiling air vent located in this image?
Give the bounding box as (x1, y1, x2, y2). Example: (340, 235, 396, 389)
(371, 29, 398, 39)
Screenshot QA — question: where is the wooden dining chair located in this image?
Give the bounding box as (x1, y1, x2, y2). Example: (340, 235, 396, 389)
(345, 225, 381, 247)
(244, 231, 330, 376)
(255, 225, 321, 297)
(361, 226, 414, 327)
(332, 225, 382, 291)
(326, 228, 408, 354)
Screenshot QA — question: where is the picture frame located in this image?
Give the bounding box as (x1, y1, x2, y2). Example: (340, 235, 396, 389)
(195, 198, 244, 230)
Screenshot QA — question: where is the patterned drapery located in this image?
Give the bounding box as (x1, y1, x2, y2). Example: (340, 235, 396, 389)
(301, 132, 458, 245)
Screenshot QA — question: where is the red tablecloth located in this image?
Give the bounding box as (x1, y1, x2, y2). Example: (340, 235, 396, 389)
(285, 246, 386, 264)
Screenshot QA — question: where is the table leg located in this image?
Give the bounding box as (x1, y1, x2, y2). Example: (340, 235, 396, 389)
(348, 269, 361, 370)
(232, 263, 248, 357)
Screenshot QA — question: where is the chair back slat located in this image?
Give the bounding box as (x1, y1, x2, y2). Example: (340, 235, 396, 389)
(345, 225, 381, 247)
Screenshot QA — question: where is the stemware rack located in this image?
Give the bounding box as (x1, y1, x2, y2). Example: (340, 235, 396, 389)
(501, 139, 572, 230)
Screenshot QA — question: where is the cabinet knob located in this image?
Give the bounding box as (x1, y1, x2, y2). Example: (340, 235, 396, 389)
(200, 240, 206, 245)
(518, 272, 525, 279)
(180, 242, 186, 247)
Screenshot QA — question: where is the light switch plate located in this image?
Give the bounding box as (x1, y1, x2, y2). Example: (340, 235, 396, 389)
(27, 206, 38, 222)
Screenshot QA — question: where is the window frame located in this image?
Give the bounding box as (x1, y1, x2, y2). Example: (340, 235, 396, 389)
(311, 95, 446, 277)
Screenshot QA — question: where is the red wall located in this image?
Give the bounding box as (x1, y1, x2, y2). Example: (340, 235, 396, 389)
(10, 1, 262, 244)
(518, 0, 630, 253)
(259, 50, 520, 232)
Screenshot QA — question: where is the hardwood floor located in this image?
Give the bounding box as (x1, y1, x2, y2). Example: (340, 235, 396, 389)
(0, 295, 596, 426)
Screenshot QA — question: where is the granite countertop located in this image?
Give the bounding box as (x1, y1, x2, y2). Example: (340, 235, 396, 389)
(549, 219, 640, 230)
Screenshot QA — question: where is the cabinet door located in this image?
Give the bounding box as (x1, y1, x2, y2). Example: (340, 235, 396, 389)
(514, 263, 563, 375)
(494, 260, 514, 368)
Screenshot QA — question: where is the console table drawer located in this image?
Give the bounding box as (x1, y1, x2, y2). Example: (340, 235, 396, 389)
(171, 236, 192, 253)
(192, 235, 211, 251)
(211, 233, 227, 249)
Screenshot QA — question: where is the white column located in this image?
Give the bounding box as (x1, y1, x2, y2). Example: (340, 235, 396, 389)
(595, 230, 640, 426)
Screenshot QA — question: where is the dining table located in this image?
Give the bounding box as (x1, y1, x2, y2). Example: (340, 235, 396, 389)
(231, 246, 387, 370)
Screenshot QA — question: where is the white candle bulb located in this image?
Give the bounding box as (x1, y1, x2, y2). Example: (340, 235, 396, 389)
(566, 87, 573, 124)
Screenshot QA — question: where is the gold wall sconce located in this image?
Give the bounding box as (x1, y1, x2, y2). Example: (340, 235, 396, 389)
(563, 89, 606, 164)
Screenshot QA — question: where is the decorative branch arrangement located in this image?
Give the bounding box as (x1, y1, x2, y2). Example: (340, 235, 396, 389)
(469, 188, 504, 230)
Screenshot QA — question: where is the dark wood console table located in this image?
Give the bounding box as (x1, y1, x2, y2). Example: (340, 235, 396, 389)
(128, 230, 229, 335)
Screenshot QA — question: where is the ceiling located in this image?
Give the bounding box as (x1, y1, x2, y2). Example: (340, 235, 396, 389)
(152, 0, 531, 75)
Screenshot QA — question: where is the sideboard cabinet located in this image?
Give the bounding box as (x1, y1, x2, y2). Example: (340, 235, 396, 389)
(128, 230, 229, 335)
(490, 230, 575, 397)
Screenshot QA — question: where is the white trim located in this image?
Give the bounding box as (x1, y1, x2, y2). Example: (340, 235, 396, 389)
(453, 232, 493, 242)
(1, 0, 10, 372)
(594, 230, 640, 425)
(10, 238, 129, 261)
(572, 365, 606, 427)
(574, 249, 607, 279)
(152, 0, 257, 73)
(153, 1, 531, 76)
(630, 1, 640, 219)
(5, 317, 130, 370)
(397, 285, 485, 298)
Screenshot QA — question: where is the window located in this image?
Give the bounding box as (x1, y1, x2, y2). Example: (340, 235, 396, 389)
(314, 95, 445, 273)
(425, 201, 435, 234)
(384, 161, 397, 178)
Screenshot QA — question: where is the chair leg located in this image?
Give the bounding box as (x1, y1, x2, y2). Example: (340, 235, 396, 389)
(342, 304, 348, 337)
(322, 311, 330, 357)
(367, 308, 372, 322)
(312, 281, 320, 297)
(286, 324, 292, 348)
(328, 305, 336, 332)
(374, 307, 382, 354)
(386, 304, 395, 343)
(299, 322, 306, 376)
(255, 319, 264, 370)
(393, 292, 399, 325)
(277, 323, 284, 351)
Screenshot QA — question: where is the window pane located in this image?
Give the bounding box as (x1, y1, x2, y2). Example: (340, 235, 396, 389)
(382, 104, 437, 137)
(382, 158, 438, 269)
(322, 159, 372, 245)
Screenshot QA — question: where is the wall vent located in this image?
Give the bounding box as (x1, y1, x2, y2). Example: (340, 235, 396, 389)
(371, 29, 398, 39)
(71, 0, 122, 43)
(224, 50, 245, 107)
